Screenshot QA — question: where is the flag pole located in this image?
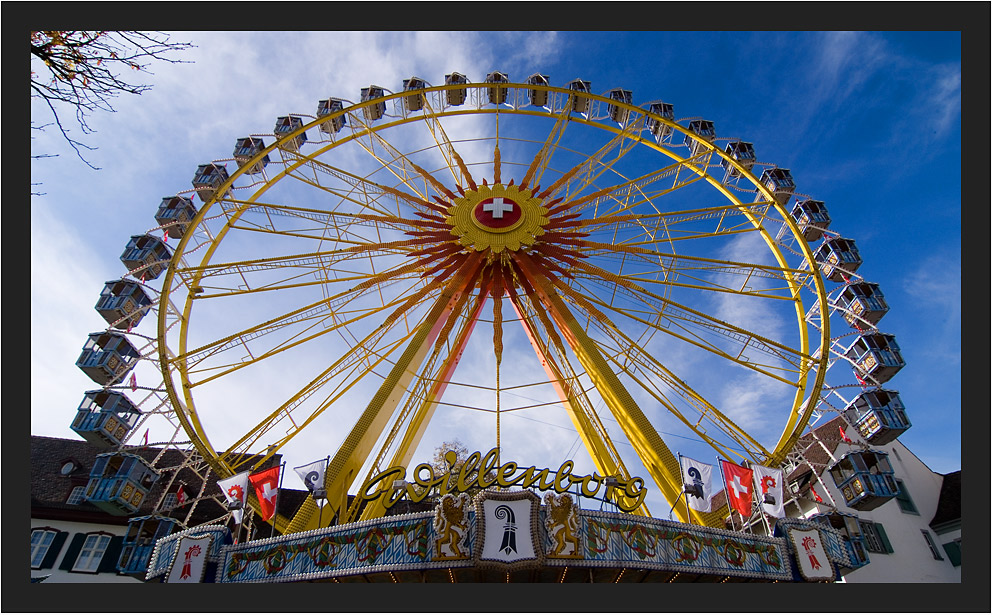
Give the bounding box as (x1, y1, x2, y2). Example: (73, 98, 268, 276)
(317, 455, 330, 529)
(717, 457, 735, 532)
(678, 452, 692, 525)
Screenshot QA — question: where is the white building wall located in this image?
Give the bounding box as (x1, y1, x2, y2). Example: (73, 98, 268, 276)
(30, 517, 141, 583)
(799, 438, 959, 583)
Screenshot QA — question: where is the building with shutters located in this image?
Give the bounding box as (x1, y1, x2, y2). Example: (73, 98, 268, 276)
(29, 435, 305, 583)
(745, 416, 961, 583)
(31, 436, 144, 582)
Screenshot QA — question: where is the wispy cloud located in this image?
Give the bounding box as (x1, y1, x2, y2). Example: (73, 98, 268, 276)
(901, 252, 961, 364)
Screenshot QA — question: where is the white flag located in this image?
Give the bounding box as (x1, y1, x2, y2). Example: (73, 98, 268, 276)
(752, 464, 785, 518)
(679, 456, 714, 512)
(294, 459, 327, 494)
(217, 471, 250, 524)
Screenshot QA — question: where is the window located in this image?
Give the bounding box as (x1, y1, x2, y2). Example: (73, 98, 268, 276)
(66, 485, 87, 505)
(859, 521, 893, 554)
(921, 530, 944, 560)
(31, 530, 58, 568)
(894, 479, 918, 514)
(72, 534, 112, 573)
(161, 492, 178, 509)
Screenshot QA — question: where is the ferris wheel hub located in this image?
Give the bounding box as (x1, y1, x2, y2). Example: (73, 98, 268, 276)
(447, 183, 548, 252)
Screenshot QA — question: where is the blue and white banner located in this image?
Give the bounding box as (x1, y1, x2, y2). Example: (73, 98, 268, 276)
(679, 456, 714, 512)
(293, 459, 326, 494)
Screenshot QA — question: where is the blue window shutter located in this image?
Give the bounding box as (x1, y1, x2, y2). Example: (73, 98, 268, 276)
(39, 531, 69, 569)
(58, 533, 85, 571)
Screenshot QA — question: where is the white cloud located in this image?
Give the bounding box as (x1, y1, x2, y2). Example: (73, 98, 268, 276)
(902, 252, 961, 364)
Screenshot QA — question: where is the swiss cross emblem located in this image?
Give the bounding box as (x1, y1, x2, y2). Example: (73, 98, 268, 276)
(474, 196, 522, 229)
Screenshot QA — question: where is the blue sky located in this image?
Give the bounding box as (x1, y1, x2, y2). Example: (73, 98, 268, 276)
(30, 31, 961, 507)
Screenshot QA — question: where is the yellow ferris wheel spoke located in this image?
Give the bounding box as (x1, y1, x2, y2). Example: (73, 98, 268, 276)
(417, 92, 478, 188)
(522, 102, 573, 190)
(354, 289, 490, 523)
(344, 114, 435, 203)
(580, 307, 774, 462)
(511, 251, 709, 525)
(218, 325, 418, 467)
(173, 263, 427, 371)
(287, 252, 486, 533)
(508, 289, 650, 515)
(539, 119, 644, 205)
(552, 251, 811, 369)
(278, 151, 438, 218)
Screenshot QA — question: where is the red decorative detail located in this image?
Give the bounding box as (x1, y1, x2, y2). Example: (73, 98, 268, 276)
(473, 197, 521, 229)
(760, 475, 776, 494)
(180, 543, 202, 579)
(227, 484, 244, 501)
(801, 536, 822, 570)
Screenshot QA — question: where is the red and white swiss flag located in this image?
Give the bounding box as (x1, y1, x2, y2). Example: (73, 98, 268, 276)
(720, 460, 754, 517)
(249, 466, 281, 521)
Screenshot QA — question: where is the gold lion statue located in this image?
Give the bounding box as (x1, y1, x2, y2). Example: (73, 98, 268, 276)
(433, 493, 470, 560)
(544, 492, 580, 557)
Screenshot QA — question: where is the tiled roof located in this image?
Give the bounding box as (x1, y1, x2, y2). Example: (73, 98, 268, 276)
(31, 435, 306, 529)
(785, 415, 850, 483)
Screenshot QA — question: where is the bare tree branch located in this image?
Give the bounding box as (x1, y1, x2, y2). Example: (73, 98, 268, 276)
(30, 30, 194, 169)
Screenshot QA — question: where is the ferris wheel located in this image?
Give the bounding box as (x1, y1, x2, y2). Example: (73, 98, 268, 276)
(74, 72, 903, 539)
